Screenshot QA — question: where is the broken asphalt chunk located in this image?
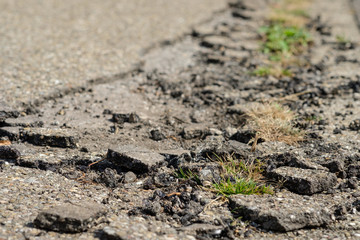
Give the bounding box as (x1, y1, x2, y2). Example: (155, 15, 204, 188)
(102, 215, 193, 240)
(263, 152, 328, 171)
(230, 129, 256, 144)
(269, 166, 337, 195)
(3, 117, 44, 128)
(0, 102, 20, 122)
(200, 36, 234, 49)
(179, 223, 224, 237)
(0, 127, 22, 141)
(112, 112, 140, 124)
(34, 202, 106, 233)
(349, 119, 360, 131)
(107, 145, 165, 173)
(23, 128, 79, 148)
(150, 129, 165, 141)
(0, 146, 20, 159)
(182, 124, 209, 139)
(229, 193, 334, 232)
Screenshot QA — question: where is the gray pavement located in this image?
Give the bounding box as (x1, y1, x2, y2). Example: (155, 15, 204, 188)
(0, 0, 227, 108)
(352, 0, 360, 29)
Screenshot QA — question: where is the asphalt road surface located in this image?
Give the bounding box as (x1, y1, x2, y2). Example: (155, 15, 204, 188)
(352, 0, 360, 29)
(0, 0, 227, 108)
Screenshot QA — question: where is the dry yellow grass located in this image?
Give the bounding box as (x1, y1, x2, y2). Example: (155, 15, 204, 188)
(247, 103, 304, 150)
(269, 0, 312, 28)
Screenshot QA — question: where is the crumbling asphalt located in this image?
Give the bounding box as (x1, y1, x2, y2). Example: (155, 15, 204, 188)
(1, 0, 360, 239)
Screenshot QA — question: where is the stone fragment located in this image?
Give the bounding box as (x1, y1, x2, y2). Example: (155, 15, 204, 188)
(339, 178, 358, 190)
(205, 54, 231, 64)
(34, 202, 106, 233)
(264, 152, 328, 171)
(107, 145, 165, 173)
(150, 129, 165, 141)
(99, 168, 121, 188)
(124, 171, 137, 183)
(226, 104, 247, 115)
(200, 36, 234, 49)
(0, 102, 20, 122)
(3, 117, 44, 128)
(229, 193, 334, 232)
(190, 110, 207, 123)
(239, 40, 259, 51)
(230, 129, 256, 144)
(269, 167, 337, 195)
(224, 50, 250, 61)
(158, 148, 191, 158)
(198, 168, 216, 184)
(229, 32, 258, 41)
(102, 215, 194, 240)
(0, 127, 22, 141)
(179, 223, 224, 237)
(0, 146, 20, 159)
(192, 25, 214, 37)
(199, 140, 252, 161)
(112, 112, 140, 124)
(182, 124, 209, 139)
(349, 80, 360, 93)
(320, 159, 345, 174)
(347, 163, 360, 178)
(164, 151, 192, 168)
(255, 141, 294, 155)
(224, 127, 237, 138)
(11, 143, 74, 168)
(349, 119, 360, 131)
(23, 128, 79, 148)
(229, 0, 266, 11)
(208, 128, 222, 136)
(232, 10, 251, 19)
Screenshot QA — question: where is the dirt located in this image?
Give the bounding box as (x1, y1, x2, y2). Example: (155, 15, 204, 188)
(1, 0, 360, 239)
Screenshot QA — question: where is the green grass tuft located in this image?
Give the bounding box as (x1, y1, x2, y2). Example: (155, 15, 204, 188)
(336, 35, 349, 44)
(252, 67, 271, 77)
(177, 167, 201, 184)
(251, 66, 293, 77)
(259, 24, 311, 60)
(213, 178, 273, 196)
(212, 154, 273, 196)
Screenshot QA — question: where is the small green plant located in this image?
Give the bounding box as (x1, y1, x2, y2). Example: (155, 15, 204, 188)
(269, 0, 311, 28)
(336, 35, 349, 44)
(248, 0, 311, 79)
(177, 168, 201, 184)
(213, 178, 273, 196)
(281, 68, 293, 76)
(288, 9, 309, 17)
(259, 24, 311, 60)
(252, 66, 293, 77)
(212, 154, 273, 196)
(252, 67, 271, 77)
(304, 114, 322, 122)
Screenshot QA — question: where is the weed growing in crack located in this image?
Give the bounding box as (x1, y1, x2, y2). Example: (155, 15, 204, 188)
(259, 24, 311, 60)
(249, 0, 312, 78)
(213, 178, 272, 196)
(247, 103, 304, 149)
(336, 35, 350, 44)
(177, 167, 201, 185)
(304, 114, 322, 123)
(252, 66, 293, 78)
(212, 154, 273, 196)
(269, 0, 311, 28)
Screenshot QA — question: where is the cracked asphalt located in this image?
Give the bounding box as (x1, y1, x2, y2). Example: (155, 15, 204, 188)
(0, 0, 227, 107)
(1, 0, 360, 239)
